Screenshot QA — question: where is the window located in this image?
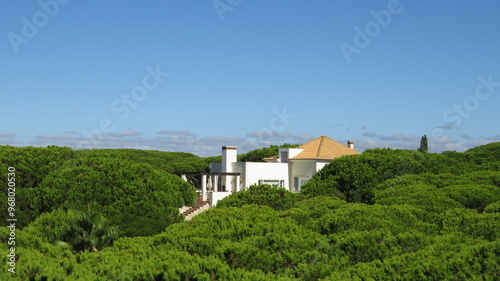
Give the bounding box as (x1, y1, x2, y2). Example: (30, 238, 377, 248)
(280, 151, 288, 163)
(301, 179, 308, 186)
(294, 177, 309, 192)
(258, 180, 284, 187)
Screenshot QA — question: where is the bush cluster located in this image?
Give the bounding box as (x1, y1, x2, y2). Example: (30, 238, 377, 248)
(0, 142, 499, 280)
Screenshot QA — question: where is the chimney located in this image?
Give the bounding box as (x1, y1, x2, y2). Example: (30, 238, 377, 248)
(221, 146, 237, 173)
(347, 141, 354, 150)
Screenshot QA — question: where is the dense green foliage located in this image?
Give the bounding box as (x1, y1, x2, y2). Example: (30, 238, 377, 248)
(32, 154, 195, 237)
(0, 146, 198, 235)
(216, 184, 302, 211)
(0, 146, 75, 225)
(301, 145, 499, 203)
(463, 141, 500, 164)
(1, 142, 499, 280)
(237, 144, 299, 162)
(92, 148, 210, 175)
(418, 135, 428, 152)
(59, 211, 119, 252)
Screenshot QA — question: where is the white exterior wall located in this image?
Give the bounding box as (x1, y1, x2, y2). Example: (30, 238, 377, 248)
(242, 162, 289, 189)
(278, 148, 303, 163)
(231, 162, 244, 190)
(209, 162, 289, 189)
(288, 159, 317, 192)
(210, 153, 332, 193)
(222, 146, 237, 190)
(209, 191, 232, 207)
(288, 160, 331, 192)
(222, 146, 237, 172)
(315, 160, 330, 172)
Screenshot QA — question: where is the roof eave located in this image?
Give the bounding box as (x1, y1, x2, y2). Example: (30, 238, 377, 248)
(289, 157, 333, 161)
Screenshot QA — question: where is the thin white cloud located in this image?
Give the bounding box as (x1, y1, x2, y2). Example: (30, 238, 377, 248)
(27, 132, 242, 156)
(359, 132, 500, 153)
(362, 132, 380, 138)
(435, 123, 459, 130)
(19, 130, 500, 157)
(240, 131, 315, 154)
(428, 136, 468, 152)
(157, 130, 196, 137)
(380, 134, 419, 142)
(0, 133, 22, 145)
(246, 130, 313, 142)
(362, 132, 419, 142)
(360, 132, 428, 151)
(463, 137, 500, 151)
(0, 133, 17, 138)
(246, 130, 293, 139)
(26, 130, 314, 157)
(360, 132, 420, 150)
(109, 130, 144, 137)
(485, 135, 500, 141)
(33, 134, 80, 147)
(35, 134, 78, 141)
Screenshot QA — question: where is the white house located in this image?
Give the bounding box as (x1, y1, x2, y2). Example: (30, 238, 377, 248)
(204, 135, 360, 206)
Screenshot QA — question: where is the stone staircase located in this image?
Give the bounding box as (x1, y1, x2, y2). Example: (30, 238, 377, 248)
(182, 197, 210, 220)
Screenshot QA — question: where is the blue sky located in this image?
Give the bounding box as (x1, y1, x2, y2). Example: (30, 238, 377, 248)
(1, 0, 499, 156)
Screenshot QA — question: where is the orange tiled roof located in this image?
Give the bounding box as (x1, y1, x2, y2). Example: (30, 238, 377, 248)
(289, 136, 360, 160)
(263, 155, 279, 162)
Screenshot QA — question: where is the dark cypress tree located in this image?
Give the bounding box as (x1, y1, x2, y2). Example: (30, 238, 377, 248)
(418, 135, 428, 152)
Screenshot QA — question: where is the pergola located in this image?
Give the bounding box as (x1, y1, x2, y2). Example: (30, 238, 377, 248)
(180, 172, 241, 201)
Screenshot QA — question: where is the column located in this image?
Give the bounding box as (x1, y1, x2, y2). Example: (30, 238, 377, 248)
(235, 175, 241, 192)
(213, 174, 218, 192)
(201, 174, 207, 201)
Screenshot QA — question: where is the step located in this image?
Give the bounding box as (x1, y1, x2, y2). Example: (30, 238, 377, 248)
(183, 201, 210, 216)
